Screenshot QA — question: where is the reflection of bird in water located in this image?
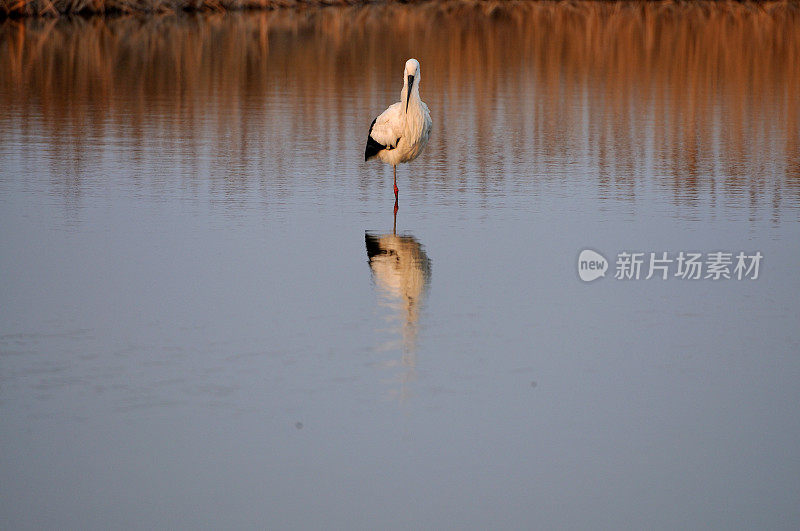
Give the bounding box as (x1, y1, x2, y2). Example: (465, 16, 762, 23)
(365, 206, 431, 398)
(365, 58, 432, 200)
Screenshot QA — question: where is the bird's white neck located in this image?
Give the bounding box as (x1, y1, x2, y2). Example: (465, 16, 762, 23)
(401, 85, 422, 116)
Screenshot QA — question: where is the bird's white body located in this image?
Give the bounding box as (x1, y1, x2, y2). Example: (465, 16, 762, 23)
(365, 59, 432, 195)
(369, 101, 431, 166)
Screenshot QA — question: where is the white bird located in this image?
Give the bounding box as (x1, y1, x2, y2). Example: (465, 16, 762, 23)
(365, 58, 432, 199)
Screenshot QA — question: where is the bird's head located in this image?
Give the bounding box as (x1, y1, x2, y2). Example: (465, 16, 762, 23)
(404, 58, 421, 112)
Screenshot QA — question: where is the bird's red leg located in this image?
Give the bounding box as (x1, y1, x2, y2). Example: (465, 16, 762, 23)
(393, 166, 398, 197)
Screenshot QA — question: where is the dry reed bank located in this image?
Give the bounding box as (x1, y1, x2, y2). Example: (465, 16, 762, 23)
(2, 0, 796, 19)
(1, 0, 365, 18)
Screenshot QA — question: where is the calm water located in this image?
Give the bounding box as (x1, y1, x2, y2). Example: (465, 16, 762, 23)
(1, 3, 800, 529)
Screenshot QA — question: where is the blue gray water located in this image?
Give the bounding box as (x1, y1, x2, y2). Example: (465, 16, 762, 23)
(1, 6, 799, 529)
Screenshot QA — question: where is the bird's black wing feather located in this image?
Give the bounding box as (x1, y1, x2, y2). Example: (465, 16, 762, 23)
(364, 117, 387, 161)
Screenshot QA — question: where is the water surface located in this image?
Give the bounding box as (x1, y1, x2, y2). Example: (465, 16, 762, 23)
(1, 3, 799, 529)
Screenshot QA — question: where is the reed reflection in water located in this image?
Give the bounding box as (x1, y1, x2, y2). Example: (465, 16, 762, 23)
(1, 1, 799, 220)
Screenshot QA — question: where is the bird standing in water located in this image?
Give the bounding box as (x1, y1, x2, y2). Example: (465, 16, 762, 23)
(365, 58, 432, 200)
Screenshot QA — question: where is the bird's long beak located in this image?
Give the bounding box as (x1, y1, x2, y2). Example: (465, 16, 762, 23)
(406, 75, 414, 112)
